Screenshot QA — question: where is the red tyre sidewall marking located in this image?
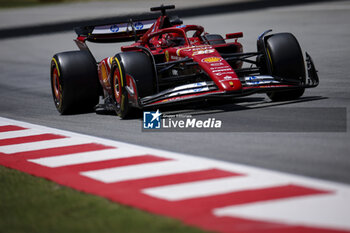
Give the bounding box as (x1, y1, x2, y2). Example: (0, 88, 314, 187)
(113, 67, 122, 104)
(53, 68, 59, 99)
(52, 67, 61, 103)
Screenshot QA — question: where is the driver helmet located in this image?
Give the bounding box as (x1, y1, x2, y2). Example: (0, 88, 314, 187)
(160, 33, 185, 48)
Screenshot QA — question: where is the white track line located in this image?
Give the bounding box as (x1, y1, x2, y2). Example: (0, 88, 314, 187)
(0, 137, 93, 154)
(81, 160, 212, 183)
(0, 128, 46, 139)
(28, 147, 146, 168)
(214, 191, 350, 230)
(143, 175, 290, 201)
(1, 116, 350, 232)
(0, 122, 10, 126)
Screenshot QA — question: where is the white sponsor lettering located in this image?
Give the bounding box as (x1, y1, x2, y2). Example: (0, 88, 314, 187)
(193, 49, 215, 56)
(210, 66, 231, 70)
(212, 68, 233, 73)
(210, 62, 225, 66)
(215, 72, 235, 76)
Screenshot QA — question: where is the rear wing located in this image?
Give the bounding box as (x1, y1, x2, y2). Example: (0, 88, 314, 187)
(75, 18, 157, 43)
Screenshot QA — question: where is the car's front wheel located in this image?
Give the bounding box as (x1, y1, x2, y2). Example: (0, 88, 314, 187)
(111, 58, 131, 119)
(263, 33, 306, 101)
(111, 51, 156, 119)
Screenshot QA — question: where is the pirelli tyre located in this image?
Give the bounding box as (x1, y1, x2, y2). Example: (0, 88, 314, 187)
(50, 51, 100, 114)
(111, 51, 156, 119)
(264, 33, 306, 101)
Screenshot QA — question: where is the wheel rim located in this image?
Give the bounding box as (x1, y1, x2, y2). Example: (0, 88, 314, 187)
(52, 67, 60, 104)
(113, 68, 121, 104)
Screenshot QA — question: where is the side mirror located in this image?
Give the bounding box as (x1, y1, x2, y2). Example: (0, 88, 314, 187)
(226, 32, 243, 39)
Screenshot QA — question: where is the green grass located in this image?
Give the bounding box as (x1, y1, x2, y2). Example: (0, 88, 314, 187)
(0, 165, 209, 233)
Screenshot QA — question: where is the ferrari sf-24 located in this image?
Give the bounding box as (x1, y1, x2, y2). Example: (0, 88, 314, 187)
(50, 5, 319, 118)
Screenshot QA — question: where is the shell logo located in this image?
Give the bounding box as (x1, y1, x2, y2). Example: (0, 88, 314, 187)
(201, 57, 223, 63)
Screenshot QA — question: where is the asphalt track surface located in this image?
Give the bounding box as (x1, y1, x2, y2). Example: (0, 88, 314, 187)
(0, 0, 349, 188)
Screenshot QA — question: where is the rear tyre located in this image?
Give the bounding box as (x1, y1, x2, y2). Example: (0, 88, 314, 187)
(203, 34, 226, 45)
(50, 51, 100, 114)
(111, 52, 156, 119)
(264, 33, 306, 101)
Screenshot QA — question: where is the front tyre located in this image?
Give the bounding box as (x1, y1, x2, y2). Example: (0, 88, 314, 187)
(111, 52, 156, 119)
(111, 58, 131, 119)
(50, 51, 100, 114)
(264, 33, 306, 101)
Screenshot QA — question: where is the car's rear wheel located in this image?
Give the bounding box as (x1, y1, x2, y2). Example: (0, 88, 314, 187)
(263, 33, 306, 101)
(50, 51, 100, 114)
(111, 51, 156, 119)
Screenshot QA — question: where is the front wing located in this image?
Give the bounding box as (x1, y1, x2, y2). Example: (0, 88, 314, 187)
(140, 53, 319, 107)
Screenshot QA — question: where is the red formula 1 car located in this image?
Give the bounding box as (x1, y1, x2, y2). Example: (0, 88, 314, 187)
(50, 5, 319, 118)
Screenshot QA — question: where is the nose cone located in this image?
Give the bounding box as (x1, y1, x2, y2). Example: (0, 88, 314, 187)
(194, 55, 242, 91)
(176, 46, 242, 91)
